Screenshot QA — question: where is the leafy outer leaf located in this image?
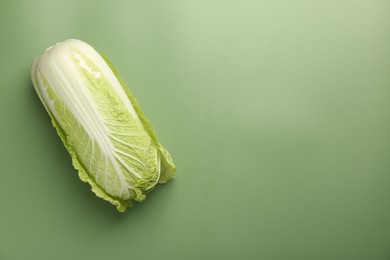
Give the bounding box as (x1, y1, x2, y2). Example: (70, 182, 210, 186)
(31, 39, 176, 212)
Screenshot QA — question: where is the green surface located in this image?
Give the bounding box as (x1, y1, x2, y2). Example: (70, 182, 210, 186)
(1, 0, 390, 259)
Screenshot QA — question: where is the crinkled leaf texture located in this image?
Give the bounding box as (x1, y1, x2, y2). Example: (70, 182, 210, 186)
(31, 39, 176, 212)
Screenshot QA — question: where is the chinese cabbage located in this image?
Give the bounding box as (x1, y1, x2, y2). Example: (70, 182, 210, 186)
(31, 39, 176, 212)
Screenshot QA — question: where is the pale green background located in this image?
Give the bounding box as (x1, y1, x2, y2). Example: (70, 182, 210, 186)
(0, 1, 389, 259)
